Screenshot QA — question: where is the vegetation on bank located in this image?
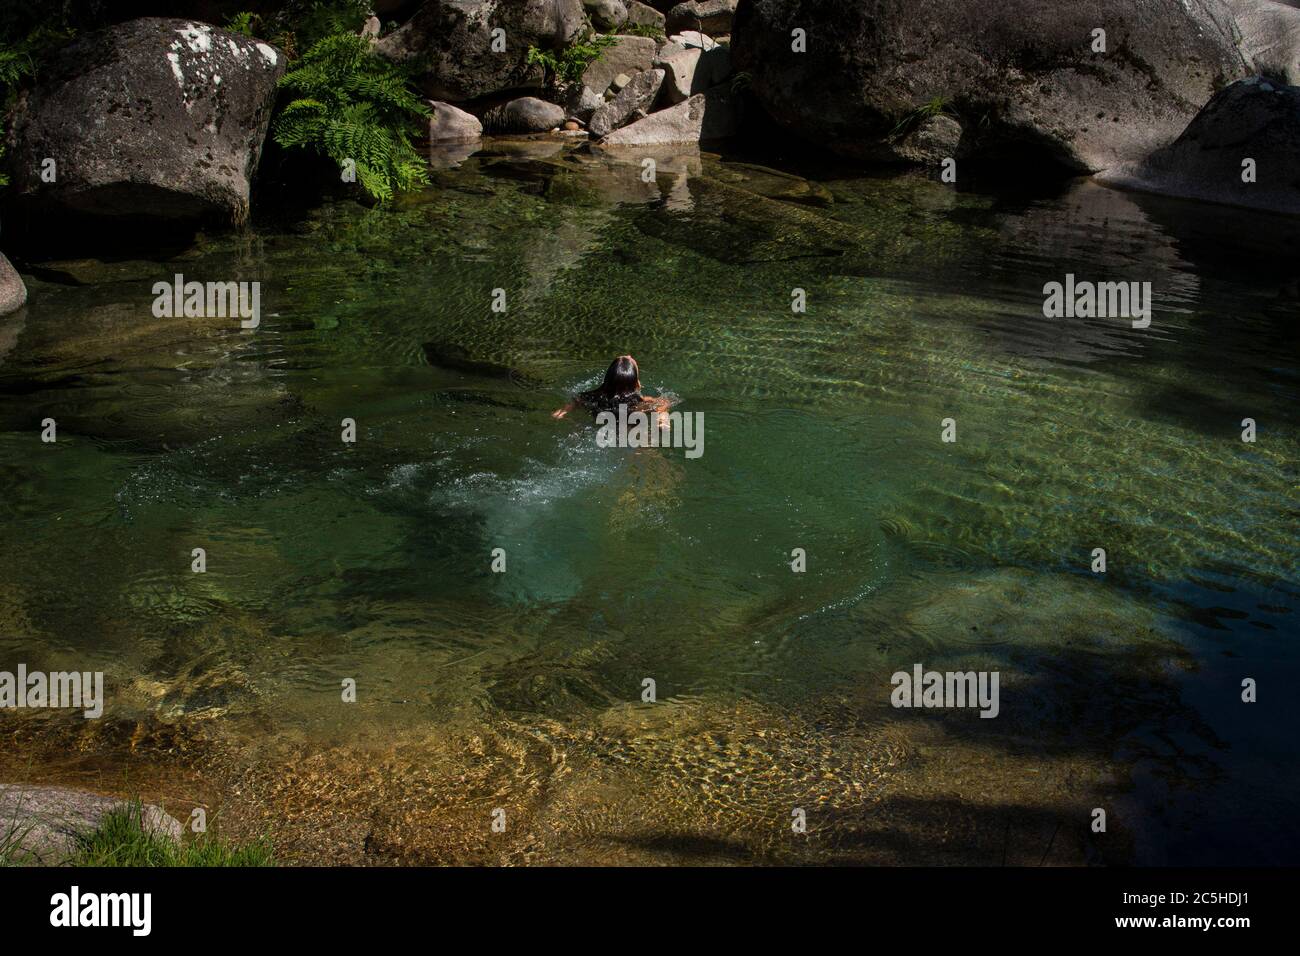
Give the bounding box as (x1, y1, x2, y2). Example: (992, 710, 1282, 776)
(70, 803, 275, 867)
(0, 1, 624, 205)
(226, 2, 432, 203)
(272, 31, 431, 203)
(889, 95, 959, 139)
(0, 800, 274, 867)
(621, 22, 666, 41)
(527, 31, 617, 87)
(0, 11, 75, 188)
(0, 0, 432, 204)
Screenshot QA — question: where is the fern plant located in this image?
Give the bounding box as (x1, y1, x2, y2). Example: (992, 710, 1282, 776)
(0, 48, 28, 180)
(225, 12, 261, 38)
(0, 23, 75, 187)
(272, 32, 430, 203)
(527, 32, 618, 87)
(259, 0, 372, 61)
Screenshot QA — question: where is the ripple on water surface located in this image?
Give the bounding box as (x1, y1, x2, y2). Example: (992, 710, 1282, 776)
(0, 149, 1296, 863)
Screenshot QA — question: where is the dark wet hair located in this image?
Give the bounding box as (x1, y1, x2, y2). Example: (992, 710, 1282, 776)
(579, 355, 643, 411)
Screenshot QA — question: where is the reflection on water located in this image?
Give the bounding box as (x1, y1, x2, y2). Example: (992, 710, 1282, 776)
(0, 141, 1296, 864)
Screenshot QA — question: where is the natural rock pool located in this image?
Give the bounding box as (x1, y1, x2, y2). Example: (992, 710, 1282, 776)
(1, 141, 1296, 864)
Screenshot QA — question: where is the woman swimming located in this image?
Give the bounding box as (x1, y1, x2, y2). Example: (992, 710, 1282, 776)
(552, 355, 673, 427)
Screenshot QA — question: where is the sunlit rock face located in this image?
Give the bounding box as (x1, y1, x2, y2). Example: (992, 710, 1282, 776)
(1101, 77, 1300, 215)
(6, 18, 284, 225)
(1227, 0, 1300, 85)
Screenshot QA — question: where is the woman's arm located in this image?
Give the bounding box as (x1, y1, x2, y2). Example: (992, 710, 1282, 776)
(552, 400, 578, 419)
(645, 395, 673, 430)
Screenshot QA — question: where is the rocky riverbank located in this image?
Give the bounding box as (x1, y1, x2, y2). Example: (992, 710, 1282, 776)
(0, 0, 1295, 290)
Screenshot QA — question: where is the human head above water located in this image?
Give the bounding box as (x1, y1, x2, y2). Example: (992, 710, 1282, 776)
(597, 354, 640, 400)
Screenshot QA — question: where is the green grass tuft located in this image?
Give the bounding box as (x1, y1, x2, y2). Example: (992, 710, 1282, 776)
(69, 802, 275, 868)
(621, 23, 666, 41)
(889, 96, 958, 139)
(0, 814, 39, 866)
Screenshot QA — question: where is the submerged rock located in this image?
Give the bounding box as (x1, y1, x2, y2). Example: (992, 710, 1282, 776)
(707, 160, 835, 206)
(423, 341, 528, 381)
(630, 169, 865, 264)
(0, 297, 296, 448)
(6, 18, 284, 226)
(1099, 77, 1300, 215)
(0, 785, 181, 864)
(732, 0, 1249, 173)
(377, 0, 585, 101)
(0, 254, 26, 316)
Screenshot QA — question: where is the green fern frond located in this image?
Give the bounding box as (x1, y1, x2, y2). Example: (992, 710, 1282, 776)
(225, 12, 261, 38)
(272, 29, 430, 203)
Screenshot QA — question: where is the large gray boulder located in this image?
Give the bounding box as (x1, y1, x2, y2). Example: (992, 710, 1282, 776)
(581, 35, 658, 92)
(5, 18, 284, 225)
(428, 100, 484, 143)
(485, 96, 567, 132)
(1229, 0, 1300, 84)
(666, 0, 737, 35)
(590, 68, 667, 136)
(376, 0, 586, 101)
(1099, 77, 1300, 215)
(0, 254, 26, 317)
(625, 1, 668, 31)
(731, 0, 1251, 172)
(565, 84, 607, 121)
(655, 41, 730, 101)
(0, 785, 183, 864)
(598, 85, 739, 144)
(584, 0, 629, 30)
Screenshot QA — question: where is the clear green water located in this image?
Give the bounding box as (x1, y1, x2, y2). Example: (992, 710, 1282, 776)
(0, 142, 1296, 864)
